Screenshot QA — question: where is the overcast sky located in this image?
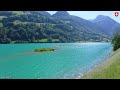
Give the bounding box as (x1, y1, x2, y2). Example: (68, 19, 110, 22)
(47, 11, 120, 23)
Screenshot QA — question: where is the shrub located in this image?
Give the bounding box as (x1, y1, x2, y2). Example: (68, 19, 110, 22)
(112, 34, 120, 51)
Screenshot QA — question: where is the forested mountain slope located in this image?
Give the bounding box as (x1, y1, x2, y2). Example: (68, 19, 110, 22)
(0, 11, 115, 43)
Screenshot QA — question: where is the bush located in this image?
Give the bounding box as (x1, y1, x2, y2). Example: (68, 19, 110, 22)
(112, 34, 120, 51)
(33, 48, 55, 52)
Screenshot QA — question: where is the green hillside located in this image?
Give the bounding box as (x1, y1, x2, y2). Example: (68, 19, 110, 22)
(81, 48, 120, 79)
(0, 11, 110, 43)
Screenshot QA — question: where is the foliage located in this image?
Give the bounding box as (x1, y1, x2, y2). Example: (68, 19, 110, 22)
(0, 11, 110, 43)
(33, 48, 55, 52)
(0, 23, 3, 27)
(112, 34, 120, 51)
(81, 48, 120, 79)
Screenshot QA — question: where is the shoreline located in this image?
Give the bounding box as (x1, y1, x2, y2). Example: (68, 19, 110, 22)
(80, 48, 120, 79)
(0, 41, 111, 44)
(75, 55, 111, 79)
(75, 48, 113, 79)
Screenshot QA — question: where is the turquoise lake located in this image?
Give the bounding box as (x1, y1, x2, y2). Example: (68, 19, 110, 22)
(0, 43, 112, 79)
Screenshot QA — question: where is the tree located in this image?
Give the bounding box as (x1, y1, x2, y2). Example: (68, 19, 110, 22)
(112, 34, 120, 51)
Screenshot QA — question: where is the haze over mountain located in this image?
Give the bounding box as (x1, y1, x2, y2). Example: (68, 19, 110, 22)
(52, 11, 110, 39)
(53, 11, 120, 35)
(0, 11, 120, 43)
(91, 15, 120, 35)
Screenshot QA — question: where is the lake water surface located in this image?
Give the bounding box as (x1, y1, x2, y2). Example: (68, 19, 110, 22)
(0, 43, 112, 79)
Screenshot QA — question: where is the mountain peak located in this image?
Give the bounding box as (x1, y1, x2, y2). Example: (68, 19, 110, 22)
(95, 15, 111, 20)
(52, 11, 70, 20)
(92, 15, 120, 35)
(92, 15, 115, 23)
(53, 11, 69, 16)
(37, 11, 51, 17)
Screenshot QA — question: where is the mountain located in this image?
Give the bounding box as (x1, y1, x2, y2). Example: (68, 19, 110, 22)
(52, 11, 70, 20)
(0, 11, 112, 43)
(30, 11, 51, 17)
(52, 11, 109, 37)
(52, 11, 112, 41)
(53, 11, 120, 37)
(52, 11, 100, 33)
(91, 15, 120, 35)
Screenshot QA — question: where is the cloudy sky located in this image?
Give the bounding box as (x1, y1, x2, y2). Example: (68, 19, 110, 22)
(47, 11, 120, 23)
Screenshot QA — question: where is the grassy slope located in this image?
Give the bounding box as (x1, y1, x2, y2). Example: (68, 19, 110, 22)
(34, 39, 48, 43)
(81, 48, 120, 79)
